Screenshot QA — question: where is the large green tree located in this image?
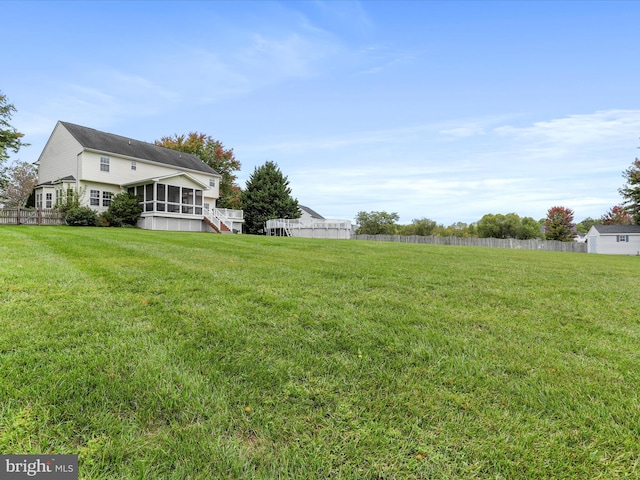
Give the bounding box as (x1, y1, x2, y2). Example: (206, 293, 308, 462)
(0, 92, 29, 183)
(155, 132, 242, 209)
(618, 158, 640, 224)
(544, 206, 575, 241)
(354, 211, 399, 235)
(241, 161, 300, 234)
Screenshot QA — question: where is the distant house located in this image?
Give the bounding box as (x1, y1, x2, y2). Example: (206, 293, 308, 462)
(34, 121, 243, 232)
(587, 224, 640, 254)
(265, 205, 352, 239)
(298, 205, 325, 223)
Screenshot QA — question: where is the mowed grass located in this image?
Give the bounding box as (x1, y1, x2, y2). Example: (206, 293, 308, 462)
(1, 227, 639, 479)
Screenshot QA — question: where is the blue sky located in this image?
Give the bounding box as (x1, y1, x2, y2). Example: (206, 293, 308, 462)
(4, 1, 640, 224)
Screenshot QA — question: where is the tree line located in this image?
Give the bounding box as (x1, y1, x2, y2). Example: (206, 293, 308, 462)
(355, 166, 640, 241)
(355, 208, 575, 241)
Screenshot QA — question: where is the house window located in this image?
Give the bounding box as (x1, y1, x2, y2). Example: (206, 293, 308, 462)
(45, 193, 52, 208)
(36, 193, 42, 208)
(131, 161, 137, 171)
(617, 235, 629, 242)
(209, 178, 216, 187)
(100, 156, 110, 172)
(102, 191, 113, 207)
(90, 190, 100, 206)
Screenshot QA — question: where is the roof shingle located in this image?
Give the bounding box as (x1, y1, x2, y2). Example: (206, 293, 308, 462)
(60, 121, 218, 175)
(592, 224, 640, 234)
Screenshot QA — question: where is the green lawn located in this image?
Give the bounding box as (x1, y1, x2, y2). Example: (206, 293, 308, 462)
(1, 226, 639, 479)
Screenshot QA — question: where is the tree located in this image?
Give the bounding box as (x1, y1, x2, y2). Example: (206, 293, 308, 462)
(0, 92, 29, 182)
(241, 161, 300, 234)
(600, 205, 633, 225)
(354, 211, 399, 235)
(544, 206, 575, 241)
(398, 217, 437, 236)
(518, 217, 543, 239)
(155, 132, 242, 209)
(576, 217, 598, 234)
(477, 213, 542, 239)
(102, 192, 143, 227)
(0, 161, 37, 207)
(618, 158, 640, 224)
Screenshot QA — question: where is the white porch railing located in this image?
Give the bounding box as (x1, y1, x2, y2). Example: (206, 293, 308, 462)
(265, 218, 352, 236)
(203, 207, 244, 233)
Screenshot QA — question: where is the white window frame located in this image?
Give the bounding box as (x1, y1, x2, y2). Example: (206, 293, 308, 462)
(617, 235, 630, 242)
(102, 191, 113, 207)
(90, 190, 100, 206)
(100, 156, 110, 172)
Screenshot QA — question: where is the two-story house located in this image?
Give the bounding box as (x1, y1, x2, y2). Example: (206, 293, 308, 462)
(34, 121, 243, 232)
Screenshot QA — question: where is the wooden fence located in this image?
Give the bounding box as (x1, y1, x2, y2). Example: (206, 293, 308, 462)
(0, 208, 64, 226)
(353, 234, 587, 253)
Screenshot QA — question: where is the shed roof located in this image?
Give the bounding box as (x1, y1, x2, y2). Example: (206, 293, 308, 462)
(60, 121, 218, 175)
(592, 224, 640, 234)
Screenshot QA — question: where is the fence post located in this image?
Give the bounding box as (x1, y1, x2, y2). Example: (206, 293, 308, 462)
(16, 208, 21, 225)
(37, 208, 42, 225)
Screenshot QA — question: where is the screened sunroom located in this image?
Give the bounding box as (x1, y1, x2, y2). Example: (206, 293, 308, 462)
(122, 173, 215, 232)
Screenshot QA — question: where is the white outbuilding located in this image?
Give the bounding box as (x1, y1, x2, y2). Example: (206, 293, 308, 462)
(587, 224, 640, 254)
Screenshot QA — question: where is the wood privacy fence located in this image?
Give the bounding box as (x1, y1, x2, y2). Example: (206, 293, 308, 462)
(353, 234, 588, 253)
(0, 208, 64, 226)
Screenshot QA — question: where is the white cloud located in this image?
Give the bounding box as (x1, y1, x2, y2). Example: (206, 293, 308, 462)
(253, 109, 639, 224)
(494, 109, 640, 145)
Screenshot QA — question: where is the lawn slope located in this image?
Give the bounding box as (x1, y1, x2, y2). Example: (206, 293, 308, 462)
(1, 227, 639, 479)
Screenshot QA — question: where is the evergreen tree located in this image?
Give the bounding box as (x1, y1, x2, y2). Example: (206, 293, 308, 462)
(619, 158, 640, 224)
(241, 161, 300, 234)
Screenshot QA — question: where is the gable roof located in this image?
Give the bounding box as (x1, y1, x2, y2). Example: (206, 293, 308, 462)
(59, 121, 219, 176)
(121, 172, 209, 189)
(592, 224, 640, 234)
(299, 205, 325, 219)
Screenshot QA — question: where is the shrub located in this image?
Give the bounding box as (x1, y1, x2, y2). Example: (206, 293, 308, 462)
(65, 206, 98, 226)
(103, 192, 142, 227)
(55, 187, 83, 216)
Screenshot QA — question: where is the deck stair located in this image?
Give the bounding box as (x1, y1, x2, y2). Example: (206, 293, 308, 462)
(203, 207, 234, 234)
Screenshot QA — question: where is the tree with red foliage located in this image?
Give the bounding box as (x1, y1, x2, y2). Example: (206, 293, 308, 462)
(155, 132, 242, 209)
(600, 205, 633, 225)
(544, 206, 575, 241)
